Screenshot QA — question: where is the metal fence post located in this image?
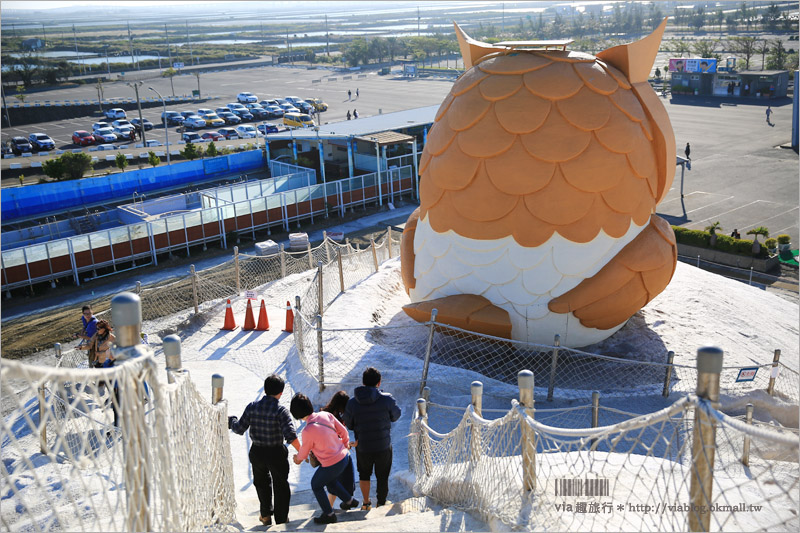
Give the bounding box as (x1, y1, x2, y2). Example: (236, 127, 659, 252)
(663, 350, 675, 397)
(741, 403, 753, 467)
(766, 349, 781, 396)
(547, 334, 560, 401)
(317, 261, 324, 317)
(38, 383, 47, 454)
(748, 266, 754, 285)
(419, 309, 438, 396)
(294, 296, 304, 357)
(519, 370, 536, 492)
(163, 334, 182, 384)
(590, 390, 600, 447)
(234, 246, 241, 294)
(370, 238, 378, 271)
(387, 226, 393, 258)
(416, 398, 434, 475)
(337, 249, 345, 293)
(190, 264, 199, 314)
(422, 386, 430, 403)
(324, 231, 331, 263)
(307, 242, 313, 270)
(689, 346, 723, 532)
(280, 244, 287, 278)
(316, 314, 325, 393)
(54, 342, 62, 359)
(212, 374, 224, 405)
(136, 281, 141, 294)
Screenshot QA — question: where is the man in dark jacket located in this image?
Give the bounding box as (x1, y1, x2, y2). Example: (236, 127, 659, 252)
(343, 367, 401, 509)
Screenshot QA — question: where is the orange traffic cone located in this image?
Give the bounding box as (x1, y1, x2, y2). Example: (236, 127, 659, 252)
(221, 299, 237, 330)
(256, 300, 270, 331)
(282, 301, 294, 333)
(243, 299, 256, 331)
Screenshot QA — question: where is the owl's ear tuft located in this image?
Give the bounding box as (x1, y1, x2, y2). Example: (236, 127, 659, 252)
(597, 18, 667, 84)
(454, 22, 504, 70)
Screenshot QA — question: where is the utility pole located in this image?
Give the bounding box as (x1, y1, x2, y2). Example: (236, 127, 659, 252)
(72, 25, 82, 75)
(186, 21, 194, 66)
(165, 24, 172, 67)
(325, 14, 330, 57)
(417, 6, 420, 37)
(194, 72, 201, 98)
(104, 45, 110, 76)
(1, 85, 12, 128)
(502, 3, 505, 33)
(127, 22, 136, 71)
(287, 28, 292, 65)
(41, 23, 47, 46)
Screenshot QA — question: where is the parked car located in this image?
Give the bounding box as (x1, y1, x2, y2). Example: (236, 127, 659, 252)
(96, 143, 117, 151)
(237, 91, 258, 103)
(285, 97, 313, 114)
(283, 112, 314, 128)
(279, 103, 300, 114)
(144, 139, 162, 147)
(231, 109, 254, 121)
(113, 127, 135, 141)
(183, 115, 207, 130)
(217, 111, 241, 125)
(179, 110, 197, 119)
(112, 119, 133, 129)
(201, 131, 224, 142)
(182, 132, 202, 143)
(196, 108, 215, 117)
(258, 123, 280, 135)
(92, 121, 111, 132)
(226, 102, 247, 112)
(260, 99, 279, 108)
(245, 105, 270, 120)
(264, 105, 284, 118)
(201, 113, 225, 127)
(217, 128, 239, 140)
(28, 133, 55, 151)
(235, 125, 258, 138)
(93, 128, 118, 143)
(10, 136, 33, 155)
(161, 111, 185, 126)
(72, 130, 95, 146)
(130, 118, 154, 131)
(104, 108, 127, 119)
(306, 97, 328, 112)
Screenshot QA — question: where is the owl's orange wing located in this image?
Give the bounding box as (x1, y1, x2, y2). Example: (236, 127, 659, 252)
(547, 215, 677, 329)
(400, 208, 420, 294)
(403, 294, 512, 339)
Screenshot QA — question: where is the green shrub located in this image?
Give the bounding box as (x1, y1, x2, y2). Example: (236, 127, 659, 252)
(672, 226, 710, 247)
(148, 151, 160, 167)
(777, 234, 791, 244)
(43, 152, 93, 180)
(672, 226, 764, 257)
(181, 142, 200, 160)
(115, 152, 128, 172)
(765, 238, 778, 249)
(206, 141, 218, 158)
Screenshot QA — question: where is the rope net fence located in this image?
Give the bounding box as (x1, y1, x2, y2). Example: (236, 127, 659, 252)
(409, 393, 799, 531)
(1, 349, 235, 532)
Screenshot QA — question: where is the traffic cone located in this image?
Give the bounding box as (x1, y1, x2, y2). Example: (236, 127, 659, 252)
(256, 300, 270, 331)
(221, 299, 237, 330)
(282, 301, 294, 333)
(243, 299, 256, 331)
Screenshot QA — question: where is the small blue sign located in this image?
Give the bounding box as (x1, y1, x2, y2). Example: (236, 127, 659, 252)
(735, 367, 758, 382)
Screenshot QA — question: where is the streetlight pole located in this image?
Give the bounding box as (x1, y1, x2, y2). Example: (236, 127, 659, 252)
(104, 45, 110, 76)
(127, 81, 146, 145)
(149, 87, 170, 164)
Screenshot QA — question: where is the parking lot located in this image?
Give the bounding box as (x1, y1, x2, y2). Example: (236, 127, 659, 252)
(1, 62, 797, 244)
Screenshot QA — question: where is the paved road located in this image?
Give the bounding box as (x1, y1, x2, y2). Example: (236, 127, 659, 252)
(2, 64, 797, 243)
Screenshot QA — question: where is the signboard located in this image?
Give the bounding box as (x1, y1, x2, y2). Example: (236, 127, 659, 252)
(770, 365, 781, 379)
(245, 290, 257, 300)
(403, 63, 417, 77)
(669, 58, 717, 73)
(735, 367, 759, 382)
(173, 62, 184, 69)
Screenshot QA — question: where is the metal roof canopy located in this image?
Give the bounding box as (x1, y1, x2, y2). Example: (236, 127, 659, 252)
(494, 39, 573, 51)
(354, 131, 414, 146)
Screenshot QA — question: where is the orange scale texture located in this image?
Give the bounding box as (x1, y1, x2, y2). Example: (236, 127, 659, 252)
(494, 91, 551, 134)
(451, 67, 490, 96)
(555, 86, 613, 131)
(524, 61, 584, 100)
(573, 62, 621, 95)
(477, 53, 551, 74)
(424, 114, 457, 157)
(455, 109, 516, 158)
(479, 73, 523, 101)
(447, 89, 492, 131)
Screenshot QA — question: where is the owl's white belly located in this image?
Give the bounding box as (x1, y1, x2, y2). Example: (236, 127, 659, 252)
(409, 214, 648, 347)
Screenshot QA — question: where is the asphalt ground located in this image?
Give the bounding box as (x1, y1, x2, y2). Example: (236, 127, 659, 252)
(1, 63, 797, 244)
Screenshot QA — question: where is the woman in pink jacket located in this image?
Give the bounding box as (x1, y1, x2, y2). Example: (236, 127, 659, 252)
(291, 393, 359, 524)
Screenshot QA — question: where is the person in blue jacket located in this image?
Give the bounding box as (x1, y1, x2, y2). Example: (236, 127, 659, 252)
(343, 367, 401, 510)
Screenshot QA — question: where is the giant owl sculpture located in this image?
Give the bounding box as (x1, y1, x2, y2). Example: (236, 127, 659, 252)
(401, 20, 677, 348)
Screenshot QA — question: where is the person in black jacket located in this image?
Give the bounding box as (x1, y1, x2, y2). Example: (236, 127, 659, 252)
(343, 367, 401, 510)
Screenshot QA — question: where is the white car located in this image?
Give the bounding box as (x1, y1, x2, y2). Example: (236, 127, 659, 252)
(235, 125, 258, 138)
(92, 122, 111, 132)
(112, 119, 133, 129)
(279, 103, 300, 114)
(113, 127, 134, 139)
(237, 92, 258, 103)
(182, 132, 202, 143)
(183, 116, 207, 130)
(226, 102, 247, 112)
(196, 108, 215, 117)
(96, 143, 117, 151)
(104, 108, 127, 119)
(144, 139, 162, 147)
(93, 128, 118, 142)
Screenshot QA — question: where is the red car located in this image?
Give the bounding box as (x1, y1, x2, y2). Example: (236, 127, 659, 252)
(201, 131, 224, 142)
(72, 130, 95, 146)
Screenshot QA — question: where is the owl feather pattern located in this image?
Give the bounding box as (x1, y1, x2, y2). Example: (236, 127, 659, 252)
(401, 20, 677, 348)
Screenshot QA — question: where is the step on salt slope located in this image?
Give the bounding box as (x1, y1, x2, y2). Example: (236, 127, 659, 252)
(267, 494, 478, 532)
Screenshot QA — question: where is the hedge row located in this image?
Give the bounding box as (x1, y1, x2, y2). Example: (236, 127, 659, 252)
(671, 226, 767, 258)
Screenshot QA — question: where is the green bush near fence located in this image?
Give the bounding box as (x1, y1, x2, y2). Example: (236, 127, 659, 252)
(672, 226, 765, 258)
